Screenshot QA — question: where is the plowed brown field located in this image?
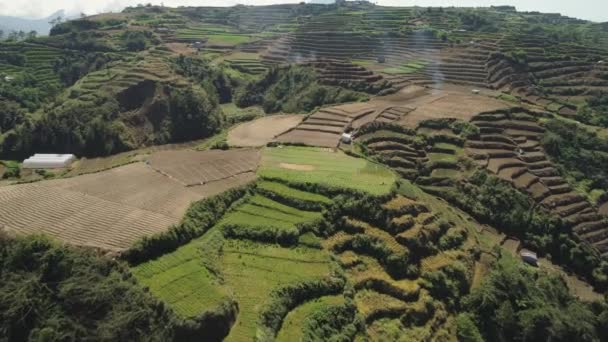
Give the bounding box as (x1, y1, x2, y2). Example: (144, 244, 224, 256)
(228, 114, 304, 147)
(0, 148, 260, 250)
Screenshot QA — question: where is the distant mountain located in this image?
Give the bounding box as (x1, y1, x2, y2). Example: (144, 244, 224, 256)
(0, 10, 65, 37)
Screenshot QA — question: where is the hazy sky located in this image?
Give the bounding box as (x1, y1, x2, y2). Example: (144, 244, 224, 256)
(0, 0, 606, 22)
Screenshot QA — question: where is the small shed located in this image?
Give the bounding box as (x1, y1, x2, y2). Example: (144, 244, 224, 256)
(4, 76, 14, 82)
(192, 41, 204, 49)
(341, 133, 353, 144)
(23, 154, 76, 169)
(520, 249, 538, 266)
(471, 89, 480, 95)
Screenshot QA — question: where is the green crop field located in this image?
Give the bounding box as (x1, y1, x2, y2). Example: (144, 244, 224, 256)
(219, 194, 322, 231)
(222, 240, 332, 341)
(131, 229, 229, 318)
(207, 34, 255, 46)
(258, 146, 396, 195)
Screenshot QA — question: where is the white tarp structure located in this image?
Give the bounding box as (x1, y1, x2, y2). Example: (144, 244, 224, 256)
(341, 133, 353, 144)
(22, 154, 76, 169)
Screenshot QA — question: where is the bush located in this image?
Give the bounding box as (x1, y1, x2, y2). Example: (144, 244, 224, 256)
(257, 278, 345, 340)
(456, 313, 484, 342)
(122, 30, 156, 51)
(167, 86, 223, 142)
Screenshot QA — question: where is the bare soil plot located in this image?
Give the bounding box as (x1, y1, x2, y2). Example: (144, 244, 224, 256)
(227, 115, 303, 147)
(599, 202, 608, 216)
(165, 43, 196, 55)
(0, 157, 257, 251)
(0, 182, 177, 251)
(399, 93, 511, 127)
(45, 163, 204, 219)
(148, 149, 260, 186)
(501, 238, 521, 257)
(275, 129, 343, 148)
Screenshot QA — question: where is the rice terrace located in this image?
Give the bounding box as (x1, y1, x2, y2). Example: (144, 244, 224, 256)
(1, 1, 608, 341)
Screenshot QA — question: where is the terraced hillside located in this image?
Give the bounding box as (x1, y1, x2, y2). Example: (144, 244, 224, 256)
(131, 146, 477, 341)
(466, 109, 608, 257)
(2, 4, 608, 340)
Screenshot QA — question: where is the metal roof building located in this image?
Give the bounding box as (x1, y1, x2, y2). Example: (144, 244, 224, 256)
(22, 154, 76, 169)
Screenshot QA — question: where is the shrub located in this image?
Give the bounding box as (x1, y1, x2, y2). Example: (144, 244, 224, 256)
(257, 277, 345, 340)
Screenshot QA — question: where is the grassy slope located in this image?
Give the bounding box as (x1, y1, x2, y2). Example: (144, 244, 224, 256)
(259, 146, 396, 196)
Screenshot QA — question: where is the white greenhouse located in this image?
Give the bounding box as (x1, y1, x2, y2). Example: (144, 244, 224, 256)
(22, 154, 76, 169)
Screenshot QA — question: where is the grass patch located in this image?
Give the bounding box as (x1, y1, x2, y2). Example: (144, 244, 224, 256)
(206, 34, 254, 46)
(430, 168, 460, 178)
(259, 146, 396, 196)
(276, 295, 345, 341)
(220, 103, 265, 122)
(382, 61, 427, 75)
(498, 93, 519, 103)
(428, 153, 457, 162)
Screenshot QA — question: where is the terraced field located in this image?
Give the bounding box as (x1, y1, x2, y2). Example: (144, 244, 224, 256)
(466, 109, 608, 257)
(0, 148, 259, 250)
(148, 149, 260, 186)
(130, 145, 475, 340)
(0, 42, 65, 84)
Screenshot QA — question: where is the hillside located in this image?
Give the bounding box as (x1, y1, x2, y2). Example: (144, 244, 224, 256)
(1, 2, 608, 341)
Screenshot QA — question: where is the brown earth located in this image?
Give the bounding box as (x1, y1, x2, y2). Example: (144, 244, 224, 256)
(0, 152, 257, 251)
(165, 42, 197, 56)
(599, 202, 608, 216)
(398, 92, 512, 127)
(279, 163, 315, 171)
(228, 114, 304, 147)
(148, 149, 260, 186)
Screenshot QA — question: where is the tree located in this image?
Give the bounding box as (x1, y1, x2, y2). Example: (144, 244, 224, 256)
(49, 16, 63, 26)
(7, 31, 18, 41)
(168, 87, 222, 142)
(0, 30, 4, 40)
(26, 30, 37, 40)
(17, 30, 25, 41)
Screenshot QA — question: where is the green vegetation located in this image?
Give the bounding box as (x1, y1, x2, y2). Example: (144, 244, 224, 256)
(382, 61, 427, 75)
(2, 3, 608, 340)
(542, 119, 608, 196)
(461, 255, 608, 341)
(259, 146, 397, 196)
(0, 234, 175, 341)
(276, 295, 345, 341)
(132, 229, 230, 318)
(234, 65, 368, 113)
(435, 169, 608, 290)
